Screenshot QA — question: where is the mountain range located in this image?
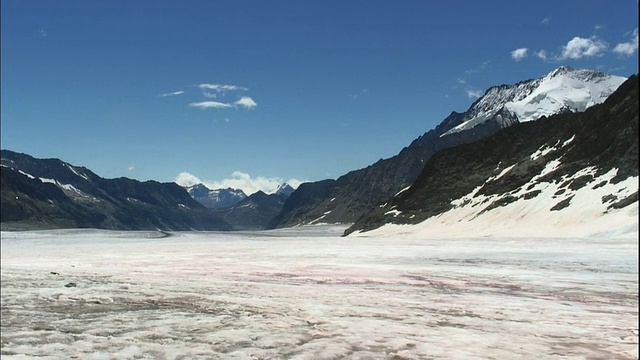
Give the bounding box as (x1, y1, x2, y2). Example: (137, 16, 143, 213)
(1, 66, 635, 234)
(0, 152, 232, 231)
(346, 74, 638, 236)
(213, 190, 290, 230)
(185, 184, 248, 209)
(267, 66, 627, 229)
(181, 182, 295, 230)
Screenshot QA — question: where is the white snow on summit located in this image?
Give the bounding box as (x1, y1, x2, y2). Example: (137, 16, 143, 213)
(442, 66, 627, 137)
(505, 67, 626, 122)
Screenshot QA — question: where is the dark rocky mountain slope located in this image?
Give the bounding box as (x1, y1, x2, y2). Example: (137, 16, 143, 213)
(267, 179, 336, 227)
(345, 75, 638, 235)
(1, 151, 232, 231)
(213, 191, 289, 230)
(268, 67, 626, 229)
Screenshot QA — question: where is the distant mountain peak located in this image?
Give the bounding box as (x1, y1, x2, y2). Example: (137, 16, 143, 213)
(275, 183, 295, 197)
(184, 183, 247, 209)
(440, 66, 626, 137)
(545, 65, 608, 81)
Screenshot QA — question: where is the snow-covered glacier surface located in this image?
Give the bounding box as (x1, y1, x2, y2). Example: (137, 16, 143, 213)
(1, 226, 637, 359)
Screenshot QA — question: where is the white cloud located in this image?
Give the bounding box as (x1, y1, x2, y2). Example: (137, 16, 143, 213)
(190, 98, 257, 110)
(286, 178, 304, 189)
(175, 171, 302, 195)
(464, 61, 490, 74)
(159, 90, 185, 97)
(189, 101, 234, 109)
(613, 28, 639, 57)
(175, 172, 203, 187)
(535, 50, 548, 61)
(206, 171, 290, 195)
(128, 164, 135, 172)
(533, 35, 608, 62)
(466, 88, 483, 99)
(540, 17, 551, 25)
(559, 36, 607, 59)
(235, 96, 257, 109)
(511, 48, 528, 61)
(188, 83, 257, 111)
(198, 84, 248, 92)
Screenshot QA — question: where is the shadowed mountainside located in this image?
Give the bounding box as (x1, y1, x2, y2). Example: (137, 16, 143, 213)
(269, 67, 626, 229)
(346, 75, 638, 235)
(1, 151, 232, 231)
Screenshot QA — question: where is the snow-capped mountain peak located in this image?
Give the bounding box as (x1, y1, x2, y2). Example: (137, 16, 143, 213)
(275, 183, 295, 197)
(184, 183, 247, 209)
(441, 66, 627, 137)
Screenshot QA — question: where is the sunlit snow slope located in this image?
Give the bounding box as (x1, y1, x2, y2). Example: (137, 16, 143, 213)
(442, 66, 626, 136)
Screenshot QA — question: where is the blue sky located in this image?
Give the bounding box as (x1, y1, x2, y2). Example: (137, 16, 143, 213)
(2, 0, 638, 194)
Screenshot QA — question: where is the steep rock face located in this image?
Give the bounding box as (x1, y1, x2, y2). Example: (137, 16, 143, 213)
(275, 183, 295, 197)
(269, 67, 626, 228)
(345, 75, 638, 236)
(214, 191, 288, 230)
(267, 179, 336, 228)
(0, 151, 233, 231)
(1, 167, 96, 229)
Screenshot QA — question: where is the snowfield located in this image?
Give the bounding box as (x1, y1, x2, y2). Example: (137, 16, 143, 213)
(1, 226, 638, 359)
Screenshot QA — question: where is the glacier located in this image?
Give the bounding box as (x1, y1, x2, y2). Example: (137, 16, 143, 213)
(1, 226, 637, 359)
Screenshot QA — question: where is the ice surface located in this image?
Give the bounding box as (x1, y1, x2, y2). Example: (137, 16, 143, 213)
(1, 226, 637, 359)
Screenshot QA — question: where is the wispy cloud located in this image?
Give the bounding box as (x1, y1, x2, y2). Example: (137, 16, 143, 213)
(198, 83, 248, 92)
(511, 48, 529, 61)
(189, 101, 234, 109)
(540, 16, 551, 25)
(535, 50, 549, 61)
(466, 88, 483, 99)
(159, 90, 185, 97)
(613, 28, 639, 57)
(456, 63, 488, 100)
(161, 82, 258, 114)
(464, 61, 490, 74)
(189, 97, 258, 110)
(235, 96, 257, 109)
(175, 171, 302, 195)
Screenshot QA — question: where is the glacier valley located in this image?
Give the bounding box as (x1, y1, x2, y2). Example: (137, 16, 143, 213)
(1, 226, 637, 359)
